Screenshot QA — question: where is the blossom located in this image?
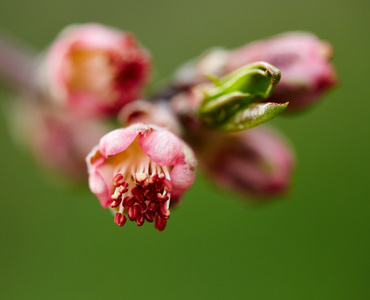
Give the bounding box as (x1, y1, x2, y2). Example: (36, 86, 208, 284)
(195, 126, 294, 199)
(12, 99, 110, 180)
(173, 32, 336, 111)
(38, 23, 151, 118)
(86, 124, 196, 231)
(118, 100, 182, 136)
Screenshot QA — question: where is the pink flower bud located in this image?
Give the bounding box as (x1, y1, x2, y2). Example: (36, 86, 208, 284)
(12, 100, 110, 180)
(86, 123, 197, 230)
(224, 32, 337, 111)
(38, 23, 151, 118)
(174, 32, 337, 111)
(197, 126, 294, 199)
(118, 100, 182, 136)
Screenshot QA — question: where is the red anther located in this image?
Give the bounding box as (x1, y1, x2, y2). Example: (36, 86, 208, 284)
(122, 182, 129, 189)
(144, 211, 155, 223)
(137, 203, 147, 213)
(140, 181, 152, 190)
(132, 186, 145, 203)
(114, 213, 126, 227)
(163, 179, 172, 193)
(155, 215, 167, 231)
(147, 201, 159, 212)
(145, 190, 156, 201)
(156, 193, 169, 203)
(159, 203, 170, 220)
(154, 181, 164, 193)
(127, 205, 138, 221)
(135, 213, 145, 226)
(111, 199, 121, 208)
(113, 173, 125, 187)
(122, 196, 135, 207)
(149, 174, 158, 183)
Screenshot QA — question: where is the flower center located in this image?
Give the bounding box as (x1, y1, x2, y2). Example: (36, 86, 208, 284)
(67, 49, 116, 103)
(110, 151, 172, 231)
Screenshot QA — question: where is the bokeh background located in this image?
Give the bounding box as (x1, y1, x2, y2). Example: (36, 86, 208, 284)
(0, 0, 369, 299)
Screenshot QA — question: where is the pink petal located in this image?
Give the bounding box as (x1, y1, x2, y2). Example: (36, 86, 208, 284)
(60, 23, 124, 52)
(169, 142, 197, 198)
(138, 129, 184, 166)
(99, 123, 159, 157)
(170, 162, 196, 198)
(87, 155, 111, 208)
(99, 127, 139, 158)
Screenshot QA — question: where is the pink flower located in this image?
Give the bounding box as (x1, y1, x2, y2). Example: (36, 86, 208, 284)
(196, 126, 294, 199)
(224, 32, 337, 111)
(38, 23, 151, 118)
(86, 124, 196, 231)
(12, 100, 110, 180)
(174, 32, 336, 111)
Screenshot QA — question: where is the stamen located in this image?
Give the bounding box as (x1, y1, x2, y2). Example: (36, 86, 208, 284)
(114, 213, 126, 227)
(132, 186, 145, 203)
(110, 158, 173, 231)
(147, 201, 159, 212)
(137, 203, 147, 213)
(162, 166, 171, 180)
(127, 205, 138, 221)
(159, 203, 170, 220)
(111, 186, 123, 199)
(113, 173, 125, 187)
(163, 179, 173, 193)
(144, 160, 149, 174)
(119, 203, 124, 214)
(157, 193, 169, 203)
(165, 198, 170, 210)
(154, 215, 167, 231)
(111, 199, 121, 208)
(144, 211, 155, 222)
(122, 196, 135, 206)
(135, 213, 145, 226)
(150, 160, 157, 175)
(135, 172, 148, 183)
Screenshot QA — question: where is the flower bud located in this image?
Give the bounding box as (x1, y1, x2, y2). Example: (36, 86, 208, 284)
(225, 32, 337, 111)
(196, 126, 294, 199)
(38, 23, 151, 118)
(118, 100, 182, 136)
(12, 99, 110, 180)
(173, 32, 336, 112)
(171, 62, 288, 131)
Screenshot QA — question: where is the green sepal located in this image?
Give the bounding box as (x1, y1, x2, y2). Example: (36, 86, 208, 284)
(220, 102, 289, 131)
(205, 61, 281, 100)
(204, 73, 222, 86)
(198, 61, 283, 129)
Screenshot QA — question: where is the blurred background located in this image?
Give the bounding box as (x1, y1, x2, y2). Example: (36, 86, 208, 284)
(0, 0, 369, 299)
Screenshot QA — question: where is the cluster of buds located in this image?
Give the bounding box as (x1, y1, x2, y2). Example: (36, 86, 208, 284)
(2, 24, 337, 231)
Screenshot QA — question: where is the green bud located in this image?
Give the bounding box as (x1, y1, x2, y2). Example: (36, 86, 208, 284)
(197, 61, 288, 130)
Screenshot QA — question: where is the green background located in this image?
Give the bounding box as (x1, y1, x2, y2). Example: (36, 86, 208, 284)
(0, 0, 369, 299)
